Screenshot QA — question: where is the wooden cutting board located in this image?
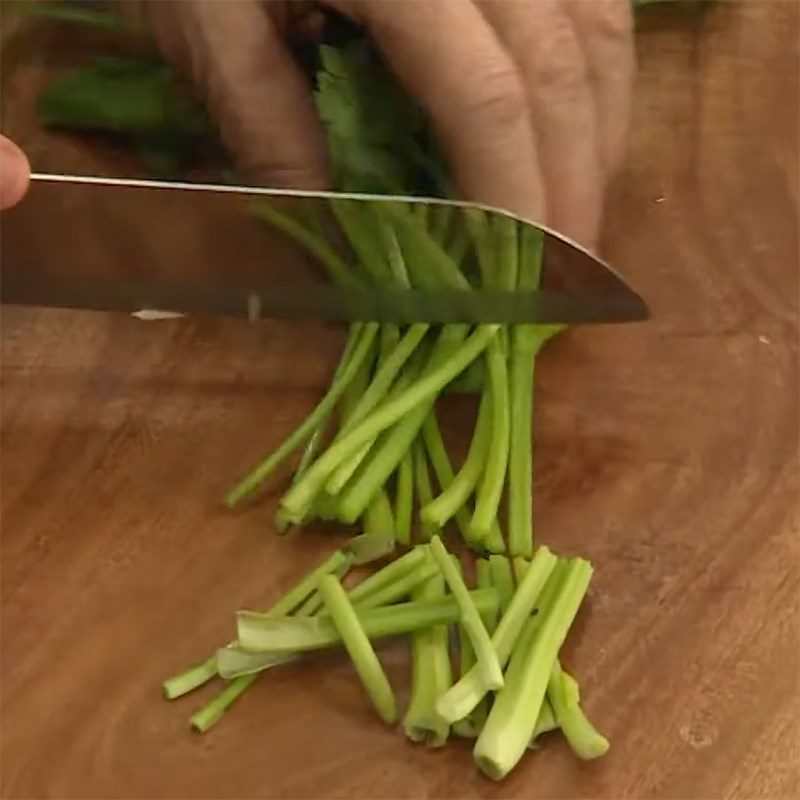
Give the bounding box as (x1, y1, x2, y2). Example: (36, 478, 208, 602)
(2, 3, 798, 798)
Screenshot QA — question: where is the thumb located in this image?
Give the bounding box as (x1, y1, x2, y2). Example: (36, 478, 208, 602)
(0, 136, 30, 211)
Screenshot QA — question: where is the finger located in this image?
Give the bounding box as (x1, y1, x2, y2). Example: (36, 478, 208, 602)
(478, 0, 604, 248)
(133, 0, 327, 189)
(0, 136, 30, 210)
(327, 0, 546, 223)
(565, 0, 634, 178)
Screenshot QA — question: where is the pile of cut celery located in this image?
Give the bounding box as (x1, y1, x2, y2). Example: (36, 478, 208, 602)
(165, 538, 606, 781)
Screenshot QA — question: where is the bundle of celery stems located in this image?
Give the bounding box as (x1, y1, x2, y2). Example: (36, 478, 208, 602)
(163, 198, 607, 780)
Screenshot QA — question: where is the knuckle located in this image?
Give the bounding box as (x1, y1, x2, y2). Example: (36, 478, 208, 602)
(530, 23, 589, 99)
(455, 55, 528, 132)
(585, 0, 633, 42)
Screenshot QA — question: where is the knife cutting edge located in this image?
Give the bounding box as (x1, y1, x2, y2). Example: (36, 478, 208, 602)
(0, 173, 649, 326)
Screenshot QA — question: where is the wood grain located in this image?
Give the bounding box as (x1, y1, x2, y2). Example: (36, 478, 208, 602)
(2, 2, 798, 798)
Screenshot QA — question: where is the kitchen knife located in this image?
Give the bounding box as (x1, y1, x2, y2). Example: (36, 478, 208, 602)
(0, 173, 649, 325)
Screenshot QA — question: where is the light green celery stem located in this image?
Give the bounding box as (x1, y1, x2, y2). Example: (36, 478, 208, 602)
(452, 557, 479, 738)
(547, 660, 609, 759)
(512, 557, 531, 584)
(336, 400, 432, 524)
(463, 209, 496, 287)
(422, 389, 492, 528)
(488, 555, 516, 613)
(429, 536, 503, 691)
(293, 323, 362, 483)
(413, 438, 439, 541)
(329, 199, 391, 285)
(349, 490, 395, 564)
(377, 218, 411, 288)
(403, 572, 452, 746)
(354, 561, 439, 610)
(250, 201, 358, 287)
(483, 522, 505, 554)
(451, 563, 495, 738)
(518, 224, 544, 290)
(364, 488, 395, 539)
(421, 411, 504, 551)
(389, 206, 471, 291)
(300, 329, 378, 524)
(420, 412, 471, 537)
(468, 337, 510, 543)
(318, 575, 397, 724)
(473, 558, 593, 781)
(279, 324, 497, 523)
(507, 224, 543, 556)
(339, 329, 375, 426)
(491, 215, 520, 290)
(218, 552, 438, 680)
(530, 697, 559, 745)
(507, 337, 535, 557)
(437, 547, 556, 724)
(464, 212, 514, 542)
(323, 327, 467, 524)
(163, 549, 350, 700)
(394, 451, 413, 546)
(470, 559, 498, 730)
(237, 588, 499, 653)
(348, 547, 428, 605)
(380, 324, 401, 361)
(187, 552, 352, 731)
(325, 323, 429, 494)
(226, 323, 379, 508)
(475, 559, 498, 634)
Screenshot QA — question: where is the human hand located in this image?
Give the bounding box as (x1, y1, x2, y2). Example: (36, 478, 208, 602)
(130, 0, 634, 249)
(1, 135, 30, 211)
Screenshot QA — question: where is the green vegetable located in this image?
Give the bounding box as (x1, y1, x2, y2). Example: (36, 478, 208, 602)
(162, 549, 350, 700)
(236, 588, 498, 654)
(473, 558, 593, 780)
(428, 536, 503, 691)
(488, 555, 516, 613)
(318, 574, 397, 724)
(403, 571, 452, 746)
(394, 451, 413, 547)
(347, 547, 428, 605)
(437, 546, 557, 724)
(546, 659, 609, 760)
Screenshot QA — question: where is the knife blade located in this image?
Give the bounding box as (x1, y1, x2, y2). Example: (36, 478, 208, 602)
(0, 173, 649, 325)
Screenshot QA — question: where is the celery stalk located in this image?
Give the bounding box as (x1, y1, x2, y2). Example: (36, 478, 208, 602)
(429, 536, 503, 691)
(236, 588, 498, 654)
(473, 558, 593, 780)
(469, 338, 510, 542)
(347, 547, 428, 605)
(413, 438, 439, 541)
(421, 390, 492, 528)
(279, 325, 499, 523)
(547, 660, 609, 759)
(318, 574, 397, 724)
(403, 572, 452, 745)
(488, 555, 516, 613)
(394, 451, 413, 546)
(163, 549, 350, 699)
(436, 546, 556, 724)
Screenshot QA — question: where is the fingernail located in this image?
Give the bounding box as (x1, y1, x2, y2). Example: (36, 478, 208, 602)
(0, 136, 31, 210)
